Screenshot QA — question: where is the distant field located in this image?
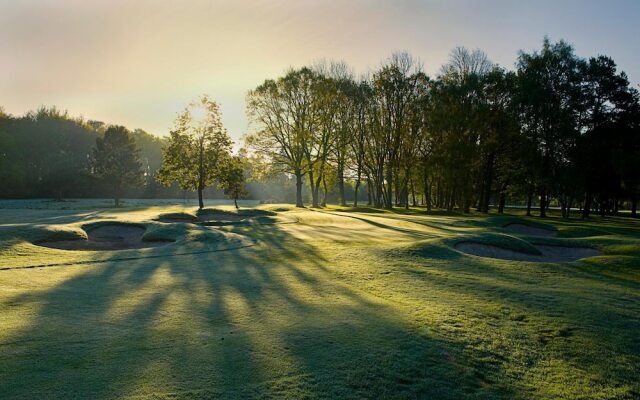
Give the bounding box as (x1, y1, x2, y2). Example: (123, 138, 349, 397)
(1, 201, 639, 399)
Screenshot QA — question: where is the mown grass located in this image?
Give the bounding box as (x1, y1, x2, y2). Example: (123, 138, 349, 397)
(0, 202, 638, 399)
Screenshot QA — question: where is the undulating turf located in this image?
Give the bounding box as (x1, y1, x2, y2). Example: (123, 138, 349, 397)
(0, 201, 638, 399)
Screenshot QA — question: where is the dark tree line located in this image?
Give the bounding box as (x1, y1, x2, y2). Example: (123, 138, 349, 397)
(246, 38, 640, 217)
(0, 107, 176, 200)
(0, 101, 257, 206)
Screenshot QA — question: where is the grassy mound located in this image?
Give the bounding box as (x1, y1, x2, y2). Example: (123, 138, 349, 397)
(156, 212, 198, 223)
(557, 225, 611, 238)
(488, 215, 556, 230)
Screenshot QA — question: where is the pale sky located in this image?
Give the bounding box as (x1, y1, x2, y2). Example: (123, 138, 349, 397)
(2, 0, 639, 142)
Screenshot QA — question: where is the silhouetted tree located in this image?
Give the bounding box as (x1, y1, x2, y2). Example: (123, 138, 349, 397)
(219, 155, 247, 209)
(516, 38, 584, 217)
(91, 125, 143, 207)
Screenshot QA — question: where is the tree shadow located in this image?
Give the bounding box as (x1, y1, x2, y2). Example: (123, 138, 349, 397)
(0, 219, 515, 399)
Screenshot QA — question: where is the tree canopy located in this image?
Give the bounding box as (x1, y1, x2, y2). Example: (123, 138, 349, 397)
(91, 125, 144, 207)
(157, 95, 233, 209)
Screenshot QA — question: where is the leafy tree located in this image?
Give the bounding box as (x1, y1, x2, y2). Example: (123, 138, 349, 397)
(91, 125, 143, 207)
(246, 69, 316, 208)
(219, 155, 247, 209)
(157, 95, 233, 209)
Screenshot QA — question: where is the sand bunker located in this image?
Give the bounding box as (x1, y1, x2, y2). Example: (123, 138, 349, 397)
(504, 223, 556, 237)
(455, 242, 600, 262)
(36, 223, 173, 251)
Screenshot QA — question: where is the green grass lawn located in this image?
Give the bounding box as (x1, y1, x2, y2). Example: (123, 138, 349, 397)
(0, 201, 639, 399)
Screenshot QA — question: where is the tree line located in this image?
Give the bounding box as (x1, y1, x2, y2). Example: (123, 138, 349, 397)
(1, 37, 639, 217)
(246, 38, 640, 217)
(0, 107, 171, 200)
(0, 104, 273, 205)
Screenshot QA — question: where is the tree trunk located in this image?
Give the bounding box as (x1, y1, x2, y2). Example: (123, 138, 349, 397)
(385, 168, 393, 209)
(479, 153, 494, 213)
(234, 197, 238, 209)
(198, 186, 204, 210)
(338, 166, 346, 206)
(354, 179, 360, 208)
(114, 183, 121, 208)
(198, 139, 205, 210)
(526, 190, 533, 217)
(308, 168, 318, 208)
(539, 187, 547, 218)
(410, 177, 416, 207)
(582, 193, 592, 219)
(321, 179, 328, 207)
(295, 171, 304, 208)
(498, 192, 506, 213)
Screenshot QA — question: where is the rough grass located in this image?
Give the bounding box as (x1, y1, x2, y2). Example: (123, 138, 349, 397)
(0, 202, 639, 399)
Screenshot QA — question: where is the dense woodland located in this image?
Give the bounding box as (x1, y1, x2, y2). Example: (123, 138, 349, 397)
(1, 38, 639, 217)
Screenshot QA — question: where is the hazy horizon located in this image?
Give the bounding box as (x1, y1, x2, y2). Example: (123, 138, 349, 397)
(2, 0, 639, 142)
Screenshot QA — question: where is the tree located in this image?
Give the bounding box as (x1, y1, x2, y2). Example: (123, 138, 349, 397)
(347, 80, 372, 207)
(91, 125, 143, 207)
(157, 95, 233, 209)
(368, 52, 423, 209)
(246, 68, 317, 208)
(516, 38, 584, 217)
(577, 56, 640, 217)
(219, 155, 248, 209)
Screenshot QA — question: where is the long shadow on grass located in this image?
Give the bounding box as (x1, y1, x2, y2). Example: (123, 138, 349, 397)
(315, 210, 438, 239)
(394, 242, 640, 395)
(0, 221, 514, 399)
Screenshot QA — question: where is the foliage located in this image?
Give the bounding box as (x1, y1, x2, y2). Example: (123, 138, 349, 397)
(91, 125, 144, 207)
(157, 95, 233, 209)
(246, 39, 640, 218)
(218, 155, 248, 208)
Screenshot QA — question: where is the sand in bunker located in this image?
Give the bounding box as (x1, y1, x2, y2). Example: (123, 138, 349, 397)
(37, 224, 172, 251)
(504, 223, 556, 237)
(455, 242, 600, 262)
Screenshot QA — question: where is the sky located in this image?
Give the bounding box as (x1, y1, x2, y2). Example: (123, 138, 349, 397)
(2, 0, 639, 143)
